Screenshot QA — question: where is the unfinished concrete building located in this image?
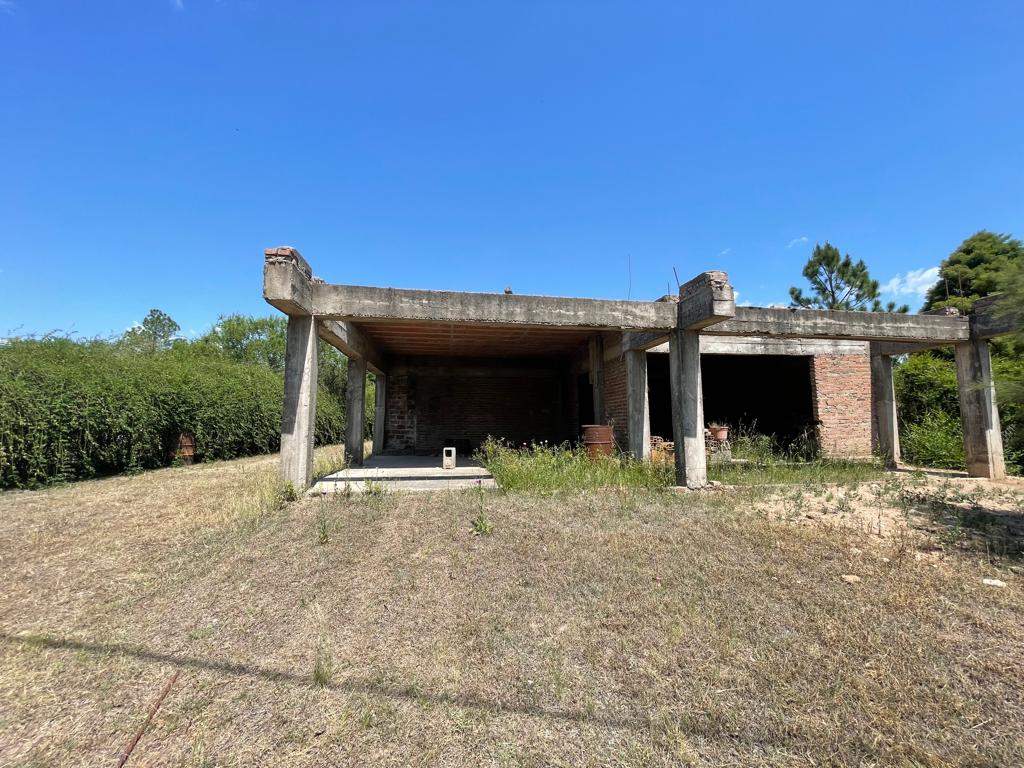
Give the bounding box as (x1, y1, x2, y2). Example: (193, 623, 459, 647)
(264, 246, 1016, 490)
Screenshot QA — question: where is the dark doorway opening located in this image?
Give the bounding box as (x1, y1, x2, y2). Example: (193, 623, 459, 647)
(576, 372, 594, 432)
(648, 353, 815, 446)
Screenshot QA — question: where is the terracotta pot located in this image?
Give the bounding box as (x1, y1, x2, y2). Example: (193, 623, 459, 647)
(709, 426, 729, 442)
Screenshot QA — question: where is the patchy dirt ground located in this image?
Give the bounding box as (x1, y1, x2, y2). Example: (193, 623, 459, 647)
(0, 454, 1022, 767)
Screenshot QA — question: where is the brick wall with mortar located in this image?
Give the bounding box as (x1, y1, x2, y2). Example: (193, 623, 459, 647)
(383, 349, 873, 459)
(603, 355, 628, 449)
(619, 349, 873, 459)
(383, 358, 568, 454)
(809, 352, 873, 458)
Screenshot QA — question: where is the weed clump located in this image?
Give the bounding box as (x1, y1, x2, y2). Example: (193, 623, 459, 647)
(477, 437, 673, 493)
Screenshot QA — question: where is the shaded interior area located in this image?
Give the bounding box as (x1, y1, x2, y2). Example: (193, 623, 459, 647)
(648, 353, 815, 446)
(384, 357, 574, 455)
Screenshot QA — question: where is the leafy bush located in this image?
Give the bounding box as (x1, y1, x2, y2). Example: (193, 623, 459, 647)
(900, 409, 965, 470)
(728, 422, 820, 463)
(477, 438, 673, 493)
(0, 337, 345, 488)
(895, 351, 1023, 474)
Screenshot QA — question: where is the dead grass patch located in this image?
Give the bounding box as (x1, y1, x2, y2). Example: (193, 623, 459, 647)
(0, 457, 1022, 766)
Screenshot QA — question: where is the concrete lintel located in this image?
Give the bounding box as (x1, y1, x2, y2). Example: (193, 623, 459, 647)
(869, 341, 951, 356)
(622, 330, 670, 352)
(316, 319, 386, 375)
(704, 306, 970, 343)
(647, 335, 870, 356)
(309, 283, 679, 331)
(677, 271, 736, 330)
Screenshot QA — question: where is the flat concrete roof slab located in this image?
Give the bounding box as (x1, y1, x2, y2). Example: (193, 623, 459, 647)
(311, 454, 496, 494)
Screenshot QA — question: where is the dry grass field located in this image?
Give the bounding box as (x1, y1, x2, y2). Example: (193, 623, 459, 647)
(1, 451, 1023, 767)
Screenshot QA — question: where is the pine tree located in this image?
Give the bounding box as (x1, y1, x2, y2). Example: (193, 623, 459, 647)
(789, 243, 908, 312)
(922, 231, 1023, 313)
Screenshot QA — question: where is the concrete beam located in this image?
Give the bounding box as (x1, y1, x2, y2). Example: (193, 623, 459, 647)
(620, 272, 736, 351)
(316, 319, 386, 375)
(280, 315, 318, 490)
(647, 335, 871, 356)
(669, 329, 706, 488)
(677, 271, 736, 330)
(869, 345, 900, 468)
(954, 337, 1005, 479)
(626, 349, 650, 460)
(263, 247, 385, 374)
(704, 306, 970, 343)
(264, 248, 313, 317)
(309, 283, 679, 330)
(868, 341, 949, 356)
(622, 330, 669, 352)
(345, 356, 367, 467)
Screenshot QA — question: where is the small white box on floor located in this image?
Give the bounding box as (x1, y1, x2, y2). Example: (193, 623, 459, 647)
(442, 447, 456, 469)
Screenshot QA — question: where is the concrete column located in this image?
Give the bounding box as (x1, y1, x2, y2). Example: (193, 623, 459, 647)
(869, 347, 900, 468)
(281, 315, 318, 490)
(371, 373, 386, 456)
(626, 349, 651, 460)
(954, 337, 1005, 479)
(669, 329, 707, 488)
(588, 336, 605, 423)
(345, 356, 367, 467)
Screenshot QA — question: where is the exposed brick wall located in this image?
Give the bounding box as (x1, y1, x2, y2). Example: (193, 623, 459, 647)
(383, 358, 564, 454)
(810, 353, 873, 458)
(383, 349, 874, 460)
(383, 371, 415, 452)
(603, 355, 628, 449)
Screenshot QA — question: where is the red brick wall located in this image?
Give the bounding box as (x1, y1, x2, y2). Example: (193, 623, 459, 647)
(384, 371, 415, 452)
(810, 353, 873, 458)
(603, 355, 628, 449)
(383, 359, 564, 454)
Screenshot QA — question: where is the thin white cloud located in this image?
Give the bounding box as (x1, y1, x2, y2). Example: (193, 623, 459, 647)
(786, 236, 809, 249)
(0, 0, 17, 15)
(717, 248, 731, 258)
(171, 0, 184, 9)
(881, 266, 939, 298)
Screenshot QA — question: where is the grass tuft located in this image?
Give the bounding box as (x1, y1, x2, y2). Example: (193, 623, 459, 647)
(313, 444, 347, 481)
(313, 635, 333, 687)
(477, 437, 673, 493)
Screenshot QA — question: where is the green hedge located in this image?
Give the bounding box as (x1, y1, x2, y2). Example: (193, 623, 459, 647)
(895, 351, 1023, 474)
(0, 338, 345, 488)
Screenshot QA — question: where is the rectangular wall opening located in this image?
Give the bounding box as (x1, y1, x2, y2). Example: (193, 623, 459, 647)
(648, 353, 816, 447)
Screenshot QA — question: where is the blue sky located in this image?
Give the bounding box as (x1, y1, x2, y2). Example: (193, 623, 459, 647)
(2, 1, 1022, 338)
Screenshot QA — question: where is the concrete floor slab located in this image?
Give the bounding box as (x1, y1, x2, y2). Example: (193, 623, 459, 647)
(311, 454, 496, 494)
